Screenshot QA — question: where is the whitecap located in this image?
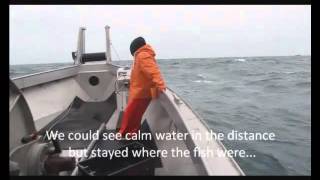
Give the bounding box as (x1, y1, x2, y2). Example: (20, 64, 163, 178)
(192, 80, 213, 84)
(284, 71, 296, 74)
(196, 74, 206, 79)
(234, 58, 246, 62)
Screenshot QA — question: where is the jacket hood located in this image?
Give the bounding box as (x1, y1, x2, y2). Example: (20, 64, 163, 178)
(134, 44, 156, 57)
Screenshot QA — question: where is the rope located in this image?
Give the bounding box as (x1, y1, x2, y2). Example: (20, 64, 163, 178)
(111, 42, 121, 61)
(41, 100, 76, 140)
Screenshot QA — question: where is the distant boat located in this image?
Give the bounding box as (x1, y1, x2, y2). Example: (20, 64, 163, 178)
(9, 26, 244, 176)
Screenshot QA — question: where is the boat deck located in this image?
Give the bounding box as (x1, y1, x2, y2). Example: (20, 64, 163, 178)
(42, 94, 116, 149)
(40, 94, 163, 175)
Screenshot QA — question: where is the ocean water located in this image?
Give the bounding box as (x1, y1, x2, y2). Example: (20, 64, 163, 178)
(10, 56, 311, 175)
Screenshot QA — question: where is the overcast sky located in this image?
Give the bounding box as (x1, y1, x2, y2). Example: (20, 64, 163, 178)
(10, 5, 310, 65)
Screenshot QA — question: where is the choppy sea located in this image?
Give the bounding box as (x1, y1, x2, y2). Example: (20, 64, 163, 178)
(10, 56, 311, 175)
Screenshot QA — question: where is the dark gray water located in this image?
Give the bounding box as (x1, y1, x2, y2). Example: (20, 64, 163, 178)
(10, 56, 311, 175)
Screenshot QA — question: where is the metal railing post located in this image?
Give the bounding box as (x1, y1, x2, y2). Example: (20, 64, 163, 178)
(105, 25, 112, 63)
(75, 27, 86, 64)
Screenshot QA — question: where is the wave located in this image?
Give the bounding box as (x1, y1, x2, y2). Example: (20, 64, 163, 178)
(245, 77, 284, 86)
(234, 58, 246, 62)
(192, 80, 213, 84)
(295, 82, 311, 87)
(239, 149, 288, 175)
(219, 86, 236, 92)
(246, 72, 267, 76)
(272, 139, 298, 146)
(284, 71, 296, 74)
(171, 62, 180, 65)
(192, 74, 214, 83)
(196, 73, 209, 79)
(264, 84, 288, 90)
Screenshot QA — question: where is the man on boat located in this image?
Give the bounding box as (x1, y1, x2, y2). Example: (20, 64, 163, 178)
(118, 37, 166, 137)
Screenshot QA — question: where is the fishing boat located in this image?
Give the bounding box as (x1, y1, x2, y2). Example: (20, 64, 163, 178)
(9, 26, 244, 176)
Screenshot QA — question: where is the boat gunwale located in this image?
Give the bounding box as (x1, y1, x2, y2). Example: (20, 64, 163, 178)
(11, 64, 80, 81)
(11, 62, 122, 81)
(165, 87, 245, 175)
(10, 62, 122, 90)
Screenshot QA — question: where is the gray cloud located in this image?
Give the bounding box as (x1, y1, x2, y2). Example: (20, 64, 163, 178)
(10, 5, 311, 64)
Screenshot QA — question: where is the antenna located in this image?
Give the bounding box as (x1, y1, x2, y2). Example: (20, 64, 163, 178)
(105, 25, 112, 63)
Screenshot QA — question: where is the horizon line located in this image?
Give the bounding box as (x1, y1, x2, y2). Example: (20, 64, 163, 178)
(10, 54, 311, 65)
